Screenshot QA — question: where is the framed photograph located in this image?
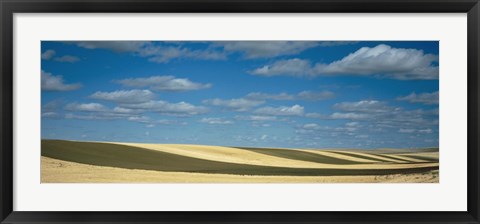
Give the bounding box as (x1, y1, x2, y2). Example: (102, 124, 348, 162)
(1, 0, 479, 223)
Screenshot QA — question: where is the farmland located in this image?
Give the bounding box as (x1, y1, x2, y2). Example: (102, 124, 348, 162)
(41, 140, 439, 183)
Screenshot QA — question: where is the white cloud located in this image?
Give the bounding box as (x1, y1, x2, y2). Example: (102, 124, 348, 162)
(41, 71, 81, 91)
(127, 116, 151, 123)
(120, 100, 208, 116)
(254, 105, 304, 116)
(218, 41, 319, 59)
(199, 117, 233, 125)
(142, 45, 226, 63)
(345, 122, 360, 127)
(126, 116, 183, 126)
(41, 49, 55, 60)
(246, 92, 294, 100)
(419, 128, 433, 134)
(302, 123, 321, 130)
(314, 44, 438, 79)
(397, 91, 439, 105)
(336, 126, 358, 132)
(246, 90, 334, 101)
(333, 100, 392, 113)
(250, 44, 438, 80)
(112, 107, 140, 114)
(329, 112, 368, 120)
(73, 41, 151, 53)
(250, 58, 312, 77)
(399, 128, 433, 134)
(41, 112, 59, 118)
(115, 76, 212, 92)
(90, 89, 155, 104)
(54, 55, 80, 63)
(65, 103, 108, 112)
(65, 110, 184, 126)
(73, 41, 226, 63)
(235, 115, 277, 121)
(65, 113, 126, 120)
(203, 98, 264, 111)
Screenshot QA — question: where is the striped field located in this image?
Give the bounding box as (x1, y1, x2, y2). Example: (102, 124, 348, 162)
(41, 140, 439, 183)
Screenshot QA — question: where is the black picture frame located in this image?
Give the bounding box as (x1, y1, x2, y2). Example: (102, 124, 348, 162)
(1, 0, 479, 223)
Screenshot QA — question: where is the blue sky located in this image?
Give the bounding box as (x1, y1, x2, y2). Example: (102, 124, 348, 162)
(41, 41, 439, 149)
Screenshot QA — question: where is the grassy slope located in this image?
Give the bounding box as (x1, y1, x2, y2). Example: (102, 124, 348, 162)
(42, 140, 438, 176)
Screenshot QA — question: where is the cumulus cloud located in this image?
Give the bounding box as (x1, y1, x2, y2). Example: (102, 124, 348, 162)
(127, 116, 151, 123)
(42, 100, 64, 119)
(203, 98, 264, 111)
(333, 100, 393, 113)
(73, 41, 357, 63)
(345, 122, 360, 127)
(115, 76, 212, 92)
(41, 48, 79, 62)
(399, 128, 433, 134)
(329, 100, 437, 128)
(251, 58, 312, 77)
(41, 49, 55, 60)
(199, 117, 234, 125)
(61, 99, 197, 124)
(141, 45, 226, 63)
(54, 55, 80, 63)
(120, 100, 208, 116)
(217, 41, 319, 59)
(397, 91, 439, 105)
(41, 112, 59, 118)
(329, 112, 369, 120)
(64, 113, 129, 120)
(302, 123, 321, 130)
(72, 41, 151, 53)
(65, 103, 108, 112)
(314, 44, 438, 79)
(90, 89, 155, 104)
(250, 44, 438, 80)
(73, 41, 225, 63)
(235, 115, 277, 121)
(65, 110, 182, 126)
(246, 92, 294, 101)
(41, 71, 81, 91)
(112, 107, 141, 114)
(254, 104, 304, 116)
(419, 128, 433, 134)
(246, 90, 334, 101)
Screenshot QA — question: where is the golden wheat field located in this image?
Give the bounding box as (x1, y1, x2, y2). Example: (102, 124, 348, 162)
(41, 140, 439, 183)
